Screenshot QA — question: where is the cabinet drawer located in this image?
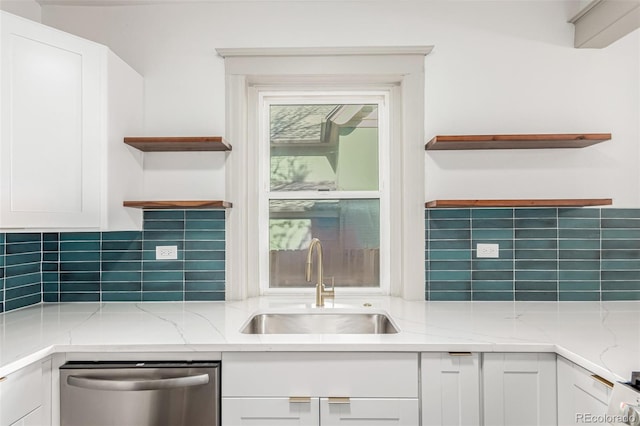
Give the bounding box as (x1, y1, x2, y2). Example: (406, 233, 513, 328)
(222, 352, 418, 398)
(222, 397, 319, 425)
(320, 397, 419, 425)
(0, 362, 42, 426)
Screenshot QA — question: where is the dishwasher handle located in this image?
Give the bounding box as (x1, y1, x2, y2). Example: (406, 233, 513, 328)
(67, 373, 210, 391)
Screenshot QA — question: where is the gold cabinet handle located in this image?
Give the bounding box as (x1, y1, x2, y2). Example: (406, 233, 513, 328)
(448, 352, 472, 356)
(0, 377, 5, 382)
(328, 397, 350, 404)
(591, 374, 614, 389)
(289, 396, 311, 403)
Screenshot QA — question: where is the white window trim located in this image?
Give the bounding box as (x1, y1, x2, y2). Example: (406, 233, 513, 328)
(258, 91, 390, 296)
(218, 46, 432, 301)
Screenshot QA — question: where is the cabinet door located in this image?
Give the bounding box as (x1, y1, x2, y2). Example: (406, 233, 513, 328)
(222, 397, 319, 426)
(557, 356, 611, 426)
(0, 361, 42, 426)
(0, 11, 102, 228)
(483, 353, 557, 426)
(9, 406, 42, 426)
(319, 398, 419, 426)
(421, 352, 480, 426)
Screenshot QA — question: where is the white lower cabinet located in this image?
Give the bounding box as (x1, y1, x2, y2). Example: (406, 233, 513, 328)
(9, 406, 43, 426)
(320, 397, 418, 425)
(221, 352, 419, 426)
(223, 397, 320, 425)
(557, 356, 612, 426)
(0, 357, 52, 426)
(421, 352, 481, 426)
(483, 352, 557, 426)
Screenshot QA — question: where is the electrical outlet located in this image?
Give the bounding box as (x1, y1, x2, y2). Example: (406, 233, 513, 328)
(156, 245, 178, 260)
(477, 243, 499, 258)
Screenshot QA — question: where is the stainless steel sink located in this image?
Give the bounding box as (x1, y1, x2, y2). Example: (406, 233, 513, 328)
(240, 311, 399, 334)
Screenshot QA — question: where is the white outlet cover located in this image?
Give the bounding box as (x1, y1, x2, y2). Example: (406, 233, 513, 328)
(477, 243, 500, 258)
(156, 245, 178, 260)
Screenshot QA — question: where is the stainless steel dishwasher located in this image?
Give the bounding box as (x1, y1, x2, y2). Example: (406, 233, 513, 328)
(60, 361, 220, 426)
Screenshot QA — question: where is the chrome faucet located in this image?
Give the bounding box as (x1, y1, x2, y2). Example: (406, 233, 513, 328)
(305, 238, 335, 307)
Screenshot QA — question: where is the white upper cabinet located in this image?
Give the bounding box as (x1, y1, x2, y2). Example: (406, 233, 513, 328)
(0, 11, 143, 230)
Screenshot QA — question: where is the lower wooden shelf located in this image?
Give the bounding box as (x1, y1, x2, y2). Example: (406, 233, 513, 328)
(425, 198, 613, 208)
(123, 200, 232, 209)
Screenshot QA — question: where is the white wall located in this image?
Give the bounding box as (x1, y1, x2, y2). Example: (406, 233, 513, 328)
(0, 0, 41, 22)
(40, 1, 640, 206)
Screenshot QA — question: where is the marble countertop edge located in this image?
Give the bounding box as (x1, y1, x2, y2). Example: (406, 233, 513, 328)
(0, 298, 638, 383)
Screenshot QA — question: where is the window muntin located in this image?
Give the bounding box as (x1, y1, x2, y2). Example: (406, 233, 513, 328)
(260, 94, 388, 293)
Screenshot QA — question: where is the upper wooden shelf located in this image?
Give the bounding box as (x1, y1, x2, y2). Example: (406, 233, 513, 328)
(124, 136, 232, 152)
(123, 200, 232, 209)
(425, 199, 613, 208)
(425, 133, 611, 150)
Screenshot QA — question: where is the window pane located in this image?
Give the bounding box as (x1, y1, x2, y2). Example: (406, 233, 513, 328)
(270, 104, 379, 191)
(269, 199, 380, 288)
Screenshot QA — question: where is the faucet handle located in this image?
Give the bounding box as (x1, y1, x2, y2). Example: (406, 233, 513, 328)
(323, 277, 335, 298)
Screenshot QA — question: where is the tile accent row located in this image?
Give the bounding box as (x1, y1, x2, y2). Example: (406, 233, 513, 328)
(426, 208, 640, 301)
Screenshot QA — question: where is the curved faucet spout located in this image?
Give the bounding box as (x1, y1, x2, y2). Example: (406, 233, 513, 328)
(305, 238, 334, 307)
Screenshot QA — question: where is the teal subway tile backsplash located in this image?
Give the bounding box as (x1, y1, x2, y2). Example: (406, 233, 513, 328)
(3, 233, 42, 312)
(0, 209, 226, 313)
(5, 206, 640, 311)
(426, 207, 640, 301)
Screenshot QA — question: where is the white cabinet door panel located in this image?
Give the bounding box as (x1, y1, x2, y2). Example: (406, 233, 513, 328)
(421, 352, 480, 426)
(222, 352, 418, 398)
(483, 353, 557, 426)
(10, 406, 42, 426)
(319, 398, 418, 426)
(222, 397, 319, 426)
(0, 361, 42, 426)
(557, 356, 611, 426)
(1, 11, 102, 228)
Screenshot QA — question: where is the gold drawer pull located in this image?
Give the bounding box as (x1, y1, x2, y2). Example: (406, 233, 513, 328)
(328, 397, 350, 404)
(0, 377, 5, 382)
(448, 352, 472, 356)
(591, 374, 613, 389)
(289, 396, 311, 403)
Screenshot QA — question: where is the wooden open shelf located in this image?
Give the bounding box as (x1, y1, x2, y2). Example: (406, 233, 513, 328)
(124, 136, 231, 152)
(123, 200, 232, 209)
(425, 199, 613, 208)
(425, 133, 611, 150)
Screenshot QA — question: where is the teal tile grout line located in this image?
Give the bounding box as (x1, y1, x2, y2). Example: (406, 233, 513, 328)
(469, 210, 473, 301)
(556, 208, 559, 300)
(598, 208, 602, 301)
(512, 208, 516, 299)
(183, 210, 186, 301)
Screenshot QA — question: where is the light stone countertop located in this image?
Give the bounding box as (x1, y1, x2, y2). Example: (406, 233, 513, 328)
(0, 296, 638, 383)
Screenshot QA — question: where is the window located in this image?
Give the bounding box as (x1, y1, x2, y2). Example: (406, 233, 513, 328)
(259, 94, 389, 293)
(218, 46, 431, 300)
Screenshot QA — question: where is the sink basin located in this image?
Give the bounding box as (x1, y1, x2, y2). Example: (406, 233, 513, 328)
(240, 311, 399, 334)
